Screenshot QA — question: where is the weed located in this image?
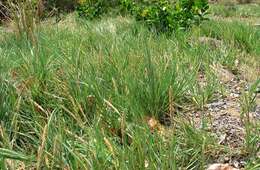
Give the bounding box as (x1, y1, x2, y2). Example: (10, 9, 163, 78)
(5, 0, 38, 45)
(240, 79, 260, 156)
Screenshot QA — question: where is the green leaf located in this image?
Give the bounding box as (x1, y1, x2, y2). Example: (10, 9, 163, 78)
(0, 148, 31, 161)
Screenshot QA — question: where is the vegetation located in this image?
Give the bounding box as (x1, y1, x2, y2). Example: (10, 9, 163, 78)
(210, 3, 260, 17)
(77, 0, 209, 31)
(0, 0, 259, 169)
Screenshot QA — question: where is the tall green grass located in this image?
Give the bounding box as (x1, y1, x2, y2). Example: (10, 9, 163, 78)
(0, 15, 259, 169)
(210, 3, 260, 18)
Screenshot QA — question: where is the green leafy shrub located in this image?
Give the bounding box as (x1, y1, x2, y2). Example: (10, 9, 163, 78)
(76, 0, 105, 19)
(76, 0, 120, 19)
(121, 0, 209, 32)
(76, 0, 209, 32)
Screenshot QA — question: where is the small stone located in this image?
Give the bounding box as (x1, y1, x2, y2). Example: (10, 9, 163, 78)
(145, 160, 149, 168)
(233, 161, 239, 168)
(240, 161, 246, 167)
(230, 93, 239, 98)
(224, 157, 230, 163)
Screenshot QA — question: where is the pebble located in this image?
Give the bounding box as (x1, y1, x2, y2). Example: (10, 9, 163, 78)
(230, 93, 240, 98)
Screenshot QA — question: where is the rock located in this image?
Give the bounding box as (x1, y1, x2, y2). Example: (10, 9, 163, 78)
(207, 101, 227, 111)
(207, 163, 239, 170)
(230, 93, 240, 98)
(210, 64, 236, 83)
(207, 101, 226, 108)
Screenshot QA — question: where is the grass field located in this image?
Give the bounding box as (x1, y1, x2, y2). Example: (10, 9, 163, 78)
(0, 2, 259, 170)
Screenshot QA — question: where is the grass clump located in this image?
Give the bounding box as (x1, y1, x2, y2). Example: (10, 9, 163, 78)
(199, 20, 260, 55)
